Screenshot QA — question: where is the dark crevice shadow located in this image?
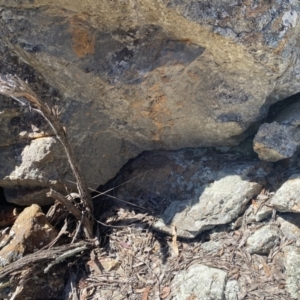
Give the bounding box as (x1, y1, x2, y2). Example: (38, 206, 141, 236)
(92, 144, 279, 263)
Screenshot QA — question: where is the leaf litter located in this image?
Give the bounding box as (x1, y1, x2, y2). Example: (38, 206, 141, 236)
(69, 187, 294, 300)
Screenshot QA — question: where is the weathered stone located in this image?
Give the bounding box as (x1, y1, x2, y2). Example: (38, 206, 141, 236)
(232, 202, 273, 229)
(253, 97, 300, 162)
(225, 280, 240, 300)
(1, 137, 67, 206)
(253, 122, 297, 162)
(201, 240, 222, 253)
(155, 174, 262, 238)
(107, 147, 269, 238)
(0, 1, 300, 203)
(277, 213, 300, 241)
(271, 174, 300, 213)
(0, 204, 56, 267)
(171, 264, 227, 300)
(284, 245, 300, 299)
(246, 224, 281, 254)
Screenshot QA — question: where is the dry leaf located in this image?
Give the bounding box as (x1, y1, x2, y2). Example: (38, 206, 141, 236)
(172, 224, 179, 257)
(218, 247, 224, 257)
(142, 286, 151, 300)
(119, 241, 131, 249)
(160, 286, 171, 299)
(261, 257, 271, 277)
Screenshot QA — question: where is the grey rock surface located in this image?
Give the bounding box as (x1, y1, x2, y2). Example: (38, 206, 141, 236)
(0, 137, 68, 205)
(232, 203, 273, 229)
(246, 224, 281, 254)
(254, 98, 300, 162)
(201, 240, 222, 253)
(0, 1, 300, 202)
(277, 213, 300, 241)
(253, 122, 297, 162)
(109, 147, 270, 238)
(284, 245, 300, 299)
(271, 174, 300, 213)
(171, 264, 227, 300)
(225, 280, 240, 300)
(155, 174, 262, 238)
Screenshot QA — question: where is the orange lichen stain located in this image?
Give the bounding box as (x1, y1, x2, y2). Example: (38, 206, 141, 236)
(69, 14, 95, 58)
(147, 87, 171, 141)
(129, 81, 174, 142)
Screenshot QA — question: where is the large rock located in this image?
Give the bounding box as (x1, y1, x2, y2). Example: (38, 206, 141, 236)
(0, 1, 300, 203)
(106, 147, 270, 238)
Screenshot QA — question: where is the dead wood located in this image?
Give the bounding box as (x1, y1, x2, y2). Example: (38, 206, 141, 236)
(0, 241, 94, 280)
(0, 74, 94, 239)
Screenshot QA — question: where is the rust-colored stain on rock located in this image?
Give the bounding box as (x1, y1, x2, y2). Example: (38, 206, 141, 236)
(69, 14, 95, 57)
(146, 82, 172, 141)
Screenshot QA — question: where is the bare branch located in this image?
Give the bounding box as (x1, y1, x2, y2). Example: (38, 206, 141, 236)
(0, 241, 94, 280)
(47, 189, 93, 239)
(0, 74, 94, 238)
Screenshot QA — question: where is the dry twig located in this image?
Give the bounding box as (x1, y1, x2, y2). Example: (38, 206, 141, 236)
(0, 241, 94, 280)
(0, 74, 94, 238)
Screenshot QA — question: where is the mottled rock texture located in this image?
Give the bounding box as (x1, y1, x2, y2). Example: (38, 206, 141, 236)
(271, 174, 300, 213)
(253, 98, 300, 162)
(106, 147, 270, 238)
(253, 122, 297, 161)
(1, 1, 300, 203)
(284, 245, 300, 299)
(246, 224, 281, 254)
(171, 264, 227, 300)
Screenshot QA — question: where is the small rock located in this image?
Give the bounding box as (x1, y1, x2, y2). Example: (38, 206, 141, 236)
(3, 137, 65, 206)
(246, 224, 281, 254)
(253, 122, 296, 162)
(201, 240, 222, 253)
(0, 204, 57, 267)
(277, 213, 300, 240)
(154, 172, 262, 238)
(284, 245, 300, 299)
(171, 264, 227, 300)
(271, 174, 300, 213)
(225, 280, 240, 300)
(232, 204, 273, 229)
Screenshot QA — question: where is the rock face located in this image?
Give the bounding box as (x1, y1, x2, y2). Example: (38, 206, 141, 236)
(1, 1, 300, 203)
